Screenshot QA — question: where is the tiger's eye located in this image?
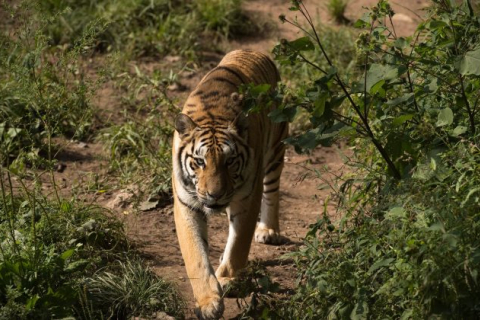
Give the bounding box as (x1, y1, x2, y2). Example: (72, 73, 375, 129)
(226, 157, 234, 166)
(195, 158, 205, 166)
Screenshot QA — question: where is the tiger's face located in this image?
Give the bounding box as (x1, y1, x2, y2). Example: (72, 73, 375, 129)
(174, 113, 249, 214)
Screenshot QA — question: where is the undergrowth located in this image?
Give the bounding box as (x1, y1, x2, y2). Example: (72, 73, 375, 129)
(36, 0, 261, 59)
(243, 0, 480, 318)
(0, 2, 186, 318)
(0, 1, 97, 164)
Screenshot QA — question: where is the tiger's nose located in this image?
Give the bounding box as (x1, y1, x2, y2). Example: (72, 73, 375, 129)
(207, 191, 224, 200)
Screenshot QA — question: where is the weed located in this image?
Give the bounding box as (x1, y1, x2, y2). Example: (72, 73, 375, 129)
(85, 259, 185, 319)
(326, 0, 350, 24)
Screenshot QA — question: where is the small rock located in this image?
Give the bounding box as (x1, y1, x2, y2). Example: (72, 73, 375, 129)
(154, 312, 175, 320)
(106, 190, 133, 209)
(392, 13, 413, 23)
(77, 142, 88, 149)
(181, 70, 196, 78)
(167, 83, 187, 92)
(56, 163, 66, 173)
(164, 55, 181, 63)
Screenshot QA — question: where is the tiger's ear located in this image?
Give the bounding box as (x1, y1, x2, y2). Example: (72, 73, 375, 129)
(175, 113, 197, 139)
(230, 92, 244, 107)
(230, 112, 248, 139)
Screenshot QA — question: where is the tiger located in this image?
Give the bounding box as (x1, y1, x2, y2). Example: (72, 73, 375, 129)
(172, 49, 288, 319)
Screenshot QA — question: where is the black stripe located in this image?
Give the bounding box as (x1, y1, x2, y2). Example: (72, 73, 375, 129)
(216, 66, 245, 84)
(264, 186, 279, 194)
(208, 76, 239, 88)
(195, 116, 208, 123)
(177, 195, 205, 216)
(178, 146, 194, 188)
(264, 176, 280, 186)
(266, 159, 283, 175)
(201, 90, 220, 100)
(201, 236, 208, 248)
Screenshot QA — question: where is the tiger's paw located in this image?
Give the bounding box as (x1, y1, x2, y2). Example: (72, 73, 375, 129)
(255, 227, 283, 245)
(195, 295, 224, 320)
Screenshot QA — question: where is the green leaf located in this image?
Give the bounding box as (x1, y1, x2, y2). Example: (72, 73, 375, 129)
(25, 295, 39, 310)
(400, 309, 414, 320)
(268, 106, 297, 123)
(392, 114, 414, 127)
(351, 295, 369, 319)
(370, 80, 385, 96)
(385, 207, 406, 219)
(452, 125, 467, 137)
(368, 258, 394, 273)
(60, 248, 75, 261)
(394, 37, 408, 49)
(457, 46, 480, 75)
(386, 93, 414, 107)
(250, 83, 271, 95)
(288, 37, 314, 51)
(366, 64, 406, 92)
(436, 107, 454, 127)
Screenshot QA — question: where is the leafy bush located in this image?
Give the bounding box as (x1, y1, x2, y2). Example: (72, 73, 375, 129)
(247, 0, 480, 318)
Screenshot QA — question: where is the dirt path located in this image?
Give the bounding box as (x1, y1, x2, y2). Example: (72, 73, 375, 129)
(125, 146, 346, 319)
(127, 1, 424, 317)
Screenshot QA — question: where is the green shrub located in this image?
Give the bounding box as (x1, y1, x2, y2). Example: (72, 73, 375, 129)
(0, 173, 127, 318)
(246, 0, 480, 318)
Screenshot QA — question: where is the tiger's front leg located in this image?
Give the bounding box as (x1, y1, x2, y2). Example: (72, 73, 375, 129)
(173, 198, 224, 320)
(215, 183, 262, 287)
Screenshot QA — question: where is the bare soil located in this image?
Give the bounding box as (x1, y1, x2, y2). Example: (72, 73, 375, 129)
(45, 1, 427, 318)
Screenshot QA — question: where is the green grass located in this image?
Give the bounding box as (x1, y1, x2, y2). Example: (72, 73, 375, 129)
(33, 0, 260, 60)
(86, 259, 185, 319)
(0, 3, 96, 164)
(96, 66, 176, 202)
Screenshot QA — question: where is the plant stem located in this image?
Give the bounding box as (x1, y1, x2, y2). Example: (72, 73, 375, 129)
(459, 75, 476, 134)
(295, 0, 402, 179)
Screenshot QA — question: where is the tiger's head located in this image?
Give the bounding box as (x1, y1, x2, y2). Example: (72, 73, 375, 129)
(174, 99, 250, 214)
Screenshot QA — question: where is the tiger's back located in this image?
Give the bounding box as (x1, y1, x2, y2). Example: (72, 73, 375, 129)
(172, 50, 287, 320)
(182, 49, 280, 125)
